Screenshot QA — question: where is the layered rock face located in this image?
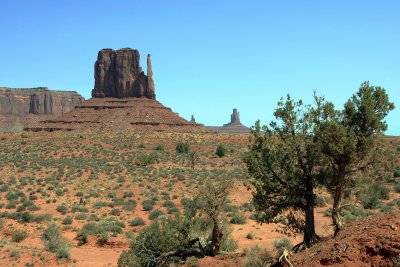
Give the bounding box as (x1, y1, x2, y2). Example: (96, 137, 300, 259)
(0, 87, 83, 116)
(92, 48, 155, 99)
(0, 87, 84, 131)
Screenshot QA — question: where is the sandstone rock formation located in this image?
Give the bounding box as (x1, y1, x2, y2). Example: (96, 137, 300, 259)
(0, 87, 84, 131)
(206, 108, 250, 134)
(92, 48, 155, 99)
(25, 48, 206, 133)
(226, 108, 240, 126)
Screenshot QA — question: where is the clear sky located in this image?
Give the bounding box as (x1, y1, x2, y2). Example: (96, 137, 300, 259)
(1, 1, 399, 134)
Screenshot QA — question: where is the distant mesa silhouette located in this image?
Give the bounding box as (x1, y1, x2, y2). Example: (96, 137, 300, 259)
(206, 108, 250, 134)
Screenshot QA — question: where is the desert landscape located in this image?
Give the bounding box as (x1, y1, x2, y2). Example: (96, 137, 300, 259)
(1, 1, 399, 267)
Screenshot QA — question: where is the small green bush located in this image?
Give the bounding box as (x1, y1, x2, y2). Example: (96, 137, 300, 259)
(395, 182, 400, 193)
(56, 204, 68, 214)
(41, 223, 70, 258)
(273, 238, 293, 255)
(142, 200, 154, 211)
(358, 181, 390, 209)
(215, 144, 227, 157)
(176, 142, 189, 154)
(246, 233, 254, 239)
(129, 217, 146, 226)
(242, 246, 272, 267)
(154, 144, 164, 151)
(230, 212, 247, 224)
(149, 209, 164, 220)
(62, 216, 73, 225)
(12, 229, 28, 243)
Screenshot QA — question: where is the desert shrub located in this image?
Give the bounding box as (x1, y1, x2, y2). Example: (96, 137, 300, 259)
(162, 200, 176, 208)
(29, 195, 38, 201)
(273, 238, 293, 255)
(380, 204, 394, 213)
(149, 209, 164, 220)
(62, 216, 73, 225)
(75, 213, 88, 220)
(136, 152, 159, 166)
(186, 256, 199, 267)
(88, 214, 100, 221)
(394, 168, 400, 178)
(142, 199, 155, 211)
(241, 202, 254, 212)
(242, 246, 272, 267)
(176, 142, 189, 154)
(77, 218, 125, 245)
(71, 204, 89, 213)
(110, 208, 121, 216)
(123, 200, 137, 211)
(118, 215, 192, 267)
(167, 206, 179, 214)
(129, 217, 146, 226)
(123, 191, 134, 198)
(12, 229, 28, 242)
(246, 233, 254, 239)
(395, 182, 400, 193)
(154, 144, 164, 151)
(230, 212, 247, 224)
(41, 223, 70, 259)
(215, 144, 227, 157)
(358, 181, 390, 209)
(56, 204, 68, 214)
(314, 195, 327, 207)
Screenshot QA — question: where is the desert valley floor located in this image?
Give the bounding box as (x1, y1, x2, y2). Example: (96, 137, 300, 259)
(0, 131, 399, 267)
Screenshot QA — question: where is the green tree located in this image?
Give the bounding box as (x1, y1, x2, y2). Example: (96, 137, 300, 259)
(244, 94, 332, 248)
(190, 176, 234, 256)
(316, 81, 395, 236)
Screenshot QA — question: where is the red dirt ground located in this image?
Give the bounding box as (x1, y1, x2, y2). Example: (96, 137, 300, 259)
(292, 210, 400, 267)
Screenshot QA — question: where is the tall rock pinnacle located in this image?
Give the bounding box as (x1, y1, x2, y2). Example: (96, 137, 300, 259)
(91, 48, 156, 99)
(147, 54, 155, 99)
(230, 108, 240, 124)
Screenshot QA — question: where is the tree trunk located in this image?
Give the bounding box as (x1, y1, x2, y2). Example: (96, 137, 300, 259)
(332, 166, 346, 237)
(304, 200, 317, 246)
(210, 217, 223, 256)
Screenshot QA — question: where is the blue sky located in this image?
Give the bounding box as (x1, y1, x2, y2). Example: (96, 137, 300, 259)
(1, 1, 399, 134)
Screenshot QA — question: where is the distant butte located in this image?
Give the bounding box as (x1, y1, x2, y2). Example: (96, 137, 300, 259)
(25, 48, 206, 132)
(206, 108, 250, 134)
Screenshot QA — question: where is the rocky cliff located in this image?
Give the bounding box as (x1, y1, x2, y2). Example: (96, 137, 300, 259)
(0, 87, 84, 131)
(0, 87, 84, 116)
(92, 48, 155, 99)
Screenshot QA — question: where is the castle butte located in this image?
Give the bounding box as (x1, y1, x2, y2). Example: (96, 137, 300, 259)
(25, 48, 205, 132)
(206, 108, 250, 134)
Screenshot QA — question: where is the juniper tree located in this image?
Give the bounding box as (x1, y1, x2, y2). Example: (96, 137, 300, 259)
(316, 81, 394, 236)
(244, 94, 332, 248)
